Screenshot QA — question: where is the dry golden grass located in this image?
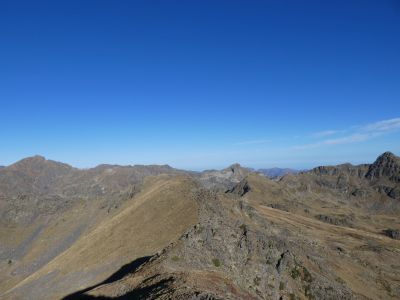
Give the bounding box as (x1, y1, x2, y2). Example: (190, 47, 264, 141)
(254, 205, 400, 299)
(2, 174, 199, 300)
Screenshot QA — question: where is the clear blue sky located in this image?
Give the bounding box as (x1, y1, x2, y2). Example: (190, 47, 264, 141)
(1, 1, 400, 170)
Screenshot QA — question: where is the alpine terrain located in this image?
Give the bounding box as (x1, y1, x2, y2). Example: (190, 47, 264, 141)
(0, 152, 399, 299)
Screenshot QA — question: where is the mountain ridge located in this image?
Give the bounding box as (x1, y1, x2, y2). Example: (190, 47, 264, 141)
(0, 152, 399, 299)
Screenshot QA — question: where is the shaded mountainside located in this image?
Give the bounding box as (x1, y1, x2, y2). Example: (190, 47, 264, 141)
(0, 152, 399, 299)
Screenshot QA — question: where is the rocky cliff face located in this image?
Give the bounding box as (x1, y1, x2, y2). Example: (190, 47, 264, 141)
(310, 163, 369, 178)
(196, 163, 252, 191)
(366, 151, 400, 182)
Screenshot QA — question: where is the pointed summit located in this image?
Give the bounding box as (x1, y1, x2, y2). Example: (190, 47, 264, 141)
(225, 163, 243, 173)
(378, 151, 397, 160)
(366, 152, 400, 182)
(223, 163, 251, 176)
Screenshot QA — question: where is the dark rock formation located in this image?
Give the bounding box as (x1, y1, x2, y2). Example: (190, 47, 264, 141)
(366, 152, 400, 182)
(226, 178, 251, 196)
(383, 229, 400, 240)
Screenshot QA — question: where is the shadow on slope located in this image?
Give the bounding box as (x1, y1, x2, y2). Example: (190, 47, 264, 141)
(63, 255, 165, 299)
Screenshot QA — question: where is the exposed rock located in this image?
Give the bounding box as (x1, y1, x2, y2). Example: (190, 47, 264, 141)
(351, 188, 369, 197)
(226, 178, 251, 196)
(366, 152, 400, 182)
(197, 163, 252, 191)
(388, 187, 400, 199)
(311, 163, 369, 178)
(383, 229, 400, 240)
(315, 214, 354, 227)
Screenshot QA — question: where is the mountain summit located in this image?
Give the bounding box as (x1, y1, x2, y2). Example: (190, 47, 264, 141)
(366, 151, 400, 182)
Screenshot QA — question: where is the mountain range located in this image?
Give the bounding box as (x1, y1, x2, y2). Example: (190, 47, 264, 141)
(257, 168, 301, 179)
(0, 152, 399, 299)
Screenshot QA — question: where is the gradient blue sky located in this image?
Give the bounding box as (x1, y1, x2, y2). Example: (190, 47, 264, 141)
(1, 1, 400, 170)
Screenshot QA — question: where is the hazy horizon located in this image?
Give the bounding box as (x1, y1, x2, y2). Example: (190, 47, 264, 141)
(0, 150, 395, 172)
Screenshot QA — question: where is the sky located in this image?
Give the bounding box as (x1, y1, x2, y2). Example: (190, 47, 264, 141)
(1, 0, 400, 170)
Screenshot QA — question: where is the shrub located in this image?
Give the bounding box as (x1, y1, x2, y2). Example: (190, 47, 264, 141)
(302, 266, 312, 283)
(291, 267, 300, 279)
(212, 258, 221, 267)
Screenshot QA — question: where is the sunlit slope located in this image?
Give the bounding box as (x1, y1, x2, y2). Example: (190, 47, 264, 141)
(2, 174, 198, 300)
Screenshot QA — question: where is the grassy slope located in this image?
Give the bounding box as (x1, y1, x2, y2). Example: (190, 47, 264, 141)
(1, 174, 198, 300)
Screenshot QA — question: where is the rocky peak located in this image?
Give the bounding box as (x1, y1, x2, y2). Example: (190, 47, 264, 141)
(223, 164, 252, 183)
(225, 163, 242, 173)
(366, 151, 400, 182)
(380, 151, 397, 159)
(224, 163, 251, 175)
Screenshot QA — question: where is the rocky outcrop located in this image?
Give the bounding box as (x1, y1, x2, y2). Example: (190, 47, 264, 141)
(226, 178, 251, 196)
(311, 163, 369, 178)
(384, 229, 400, 240)
(388, 187, 400, 199)
(315, 214, 354, 227)
(366, 152, 400, 182)
(197, 163, 252, 191)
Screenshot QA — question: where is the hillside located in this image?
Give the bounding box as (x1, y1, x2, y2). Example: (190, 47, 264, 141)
(0, 157, 193, 299)
(1, 174, 199, 299)
(0, 152, 399, 299)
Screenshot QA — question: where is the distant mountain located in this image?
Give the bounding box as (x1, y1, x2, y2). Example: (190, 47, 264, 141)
(0, 156, 187, 225)
(257, 167, 300, 178)
(197, 163, 252, 190)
